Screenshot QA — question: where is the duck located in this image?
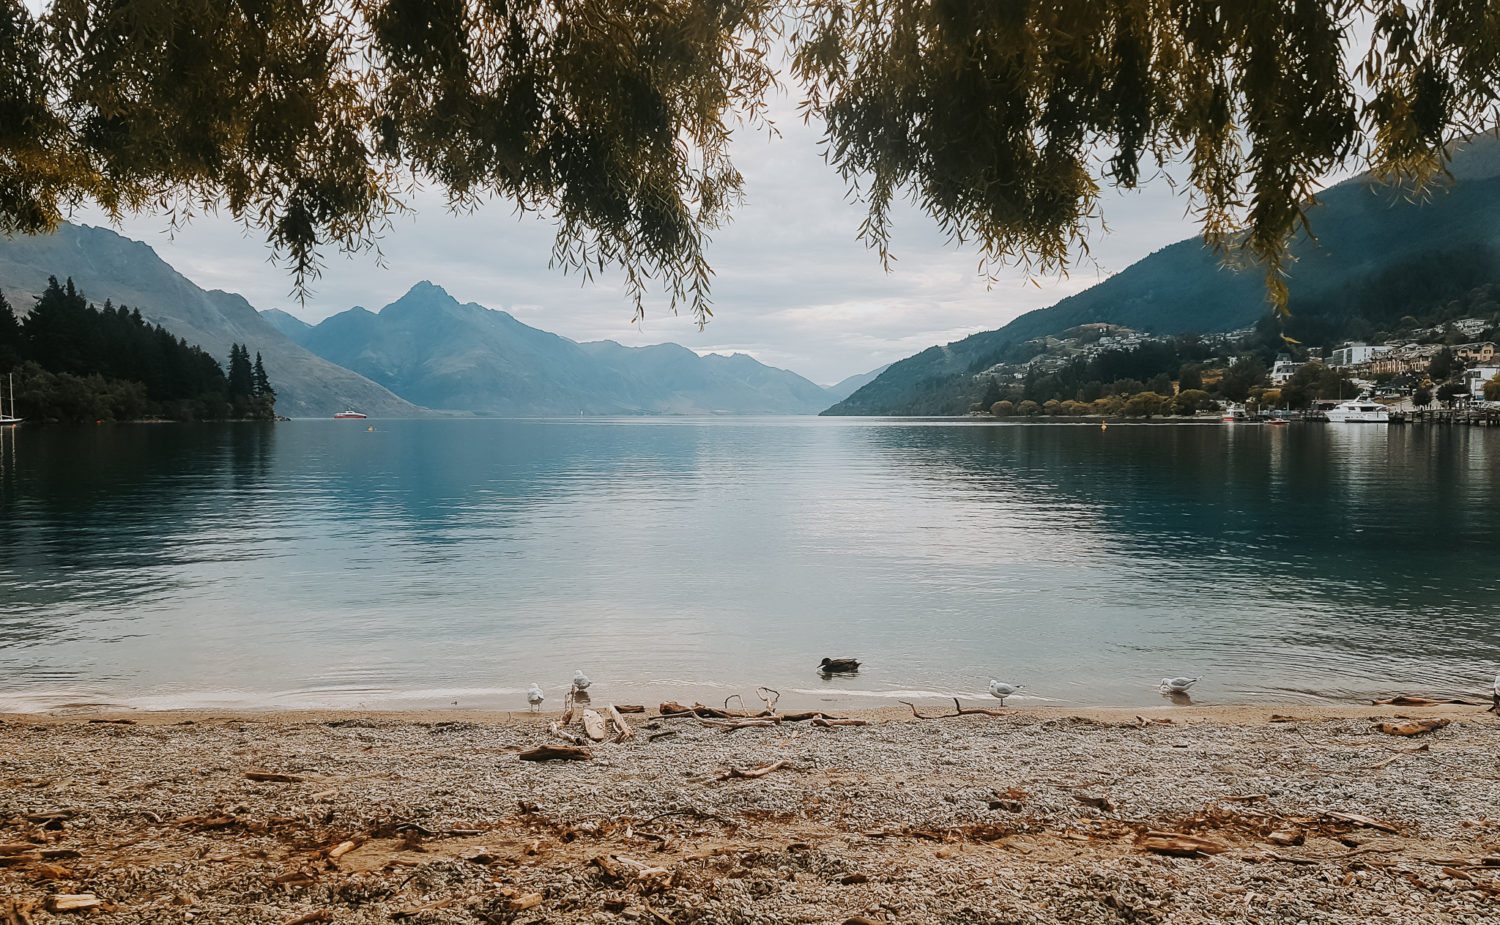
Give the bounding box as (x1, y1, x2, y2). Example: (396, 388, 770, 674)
(819, 657, 861, 673)
(1160, 677, 1199, 692)
(571, 669, 591, 692)
(526, 683, 544, 712)
(988, 679, 1021, 705)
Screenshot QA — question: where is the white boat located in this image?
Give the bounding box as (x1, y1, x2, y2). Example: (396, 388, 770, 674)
(1325, 398, 1389, 423)
(0, 373, 19, 426)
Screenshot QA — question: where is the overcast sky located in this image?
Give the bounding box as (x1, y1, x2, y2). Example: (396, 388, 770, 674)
(77, 98, 1203, 386)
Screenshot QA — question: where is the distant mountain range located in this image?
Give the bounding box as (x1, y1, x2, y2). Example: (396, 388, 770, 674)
(265, 282, 849, 415)
(826, 134, 1500, 415)
(0, 224, 419, 417)
(0, 224, 883, 418)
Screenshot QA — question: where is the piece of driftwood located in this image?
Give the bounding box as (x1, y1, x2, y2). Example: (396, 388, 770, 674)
(717, 760, 788, 781)
(899, 698, 1004, 719)
(86, 718, 136, 725)
(660, 701, 741, 719)
(0, 845, 36, 856)
(811, 717, 869, 727)
(272, 870, 317, 886)
(608, 705, 635, 740)
(548, 722, 585, 745)
(1375, 718, 1450, 737)
(582, 709, 608, 741)
(45, 895, 105, 913)
(1372, 696, 1476, 706)
(614, 704, 645, 713)
(1372, 743, 1431, 769)
(280, 912, 332, 925)
(327, 838, 365, 860)
(246, 771, 306, 783)
(519, 745, 591, 761)
(1323, 811, 1402, 835)
(1074, 793, 1116, 812)
(647, 730, 678, 742)
(1136, 832, 1227, 857)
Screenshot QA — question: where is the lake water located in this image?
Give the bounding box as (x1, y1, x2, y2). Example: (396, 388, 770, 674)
(2, 418, 1498, 713)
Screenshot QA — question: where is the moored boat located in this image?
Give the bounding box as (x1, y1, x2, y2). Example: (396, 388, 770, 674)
(0, 373, 20, 426)
(333, 410, 368, 420)
(1325, 398, 1389, 423)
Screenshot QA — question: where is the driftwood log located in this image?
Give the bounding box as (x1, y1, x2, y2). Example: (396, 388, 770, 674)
(717, 760, 788, 781)
(1375, 718, 1450, 737)
(607, 705, 635, 740)
(582, 710, 608, 742)
(519, 745, 592, 762)
(899, 698, 1004, 719)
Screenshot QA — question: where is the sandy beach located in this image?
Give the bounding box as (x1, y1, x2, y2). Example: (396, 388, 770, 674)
(3, 702, 1498, 924)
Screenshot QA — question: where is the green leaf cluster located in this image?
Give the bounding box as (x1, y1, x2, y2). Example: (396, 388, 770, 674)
(2, 1, 1498, 320)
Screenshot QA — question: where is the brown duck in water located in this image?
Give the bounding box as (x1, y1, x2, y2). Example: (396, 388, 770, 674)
(819, 657, 860, 673)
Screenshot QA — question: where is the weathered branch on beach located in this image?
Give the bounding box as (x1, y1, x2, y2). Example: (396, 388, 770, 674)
(549, 722, 586, 745)
(811, 717, 869, 727)
(280, 911, 331, 925)
(717, 760, 788, 781)
(46, 895, 109, 913)
(1375, 718, 1450, 737)
(1370, 743, 1430, 770)
(757, 687, 781, 714)
(1321, 811, 1402, 835)
(613, 704, 646, 714)
(607, 705, 635, 740)
(245, 770, 306, 783)
(519, 745, 592, 762)
(582, 709, 608, 742)
(898, 698, 1004, 719)
(1136, 831, 1227, 857)
(698, 715, 779, 731)
(1372, 696, 1477, 706)
(647, 730, 678, 742)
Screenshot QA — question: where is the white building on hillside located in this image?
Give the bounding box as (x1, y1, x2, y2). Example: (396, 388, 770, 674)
(1269, 354, 1302, 385)
(1461, 365, 1500, 399)
(1329, 343, 1388, 367)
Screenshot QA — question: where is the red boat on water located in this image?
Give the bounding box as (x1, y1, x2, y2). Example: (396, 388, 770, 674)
(333, 410, 367, 419)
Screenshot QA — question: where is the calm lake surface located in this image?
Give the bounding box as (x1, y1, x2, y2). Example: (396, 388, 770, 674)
(2, 418, 1498, 712)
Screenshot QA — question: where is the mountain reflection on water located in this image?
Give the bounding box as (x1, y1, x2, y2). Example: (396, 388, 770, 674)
(1, 418, 1497, 711)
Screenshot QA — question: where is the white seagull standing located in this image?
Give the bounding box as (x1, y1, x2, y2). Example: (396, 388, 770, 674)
(572, 670, 592, 693)
(988, 680, 1021, 705)
(1160, 677, 1199, 693)
(526, 683, 545, 712)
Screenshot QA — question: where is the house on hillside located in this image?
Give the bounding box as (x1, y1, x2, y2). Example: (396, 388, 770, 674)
(1456, 342, 1496, 365)
(1370, 344, 1441, 376)
(1461, 365, 1500, 399)
(1329, 343, 1389, 368)
(1269, 354, 1303, 385)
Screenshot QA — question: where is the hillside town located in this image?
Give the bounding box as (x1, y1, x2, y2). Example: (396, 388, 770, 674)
(967, 315, 1500, 418)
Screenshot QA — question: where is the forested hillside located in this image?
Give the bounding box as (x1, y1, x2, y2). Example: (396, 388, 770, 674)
(0, 277, 275, 423)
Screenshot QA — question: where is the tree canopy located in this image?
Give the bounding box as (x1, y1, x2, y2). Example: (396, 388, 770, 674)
(2, 1, 1497, 323)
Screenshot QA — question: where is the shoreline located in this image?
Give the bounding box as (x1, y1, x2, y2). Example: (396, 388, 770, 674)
(4, 703, 1498, 923)
(3, 698, 1490, 727)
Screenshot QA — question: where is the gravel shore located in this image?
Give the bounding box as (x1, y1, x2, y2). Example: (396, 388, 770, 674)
(3, 703, 1498, 924)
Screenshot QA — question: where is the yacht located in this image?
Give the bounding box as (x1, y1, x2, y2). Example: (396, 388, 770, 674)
(1325, 398, 1389, 423)
(0, 373, 19, 426)
(333, 410, 368, 419)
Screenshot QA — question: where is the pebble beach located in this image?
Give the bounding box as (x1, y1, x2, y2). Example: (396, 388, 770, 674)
(3, 703, 1498, 924)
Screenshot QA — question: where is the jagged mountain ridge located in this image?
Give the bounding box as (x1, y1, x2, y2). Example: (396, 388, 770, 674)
(275, 282, 841, 415)
(0, 224, 421, 417)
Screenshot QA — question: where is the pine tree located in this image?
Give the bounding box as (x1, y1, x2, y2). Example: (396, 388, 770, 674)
(227, 343, 254, 402)
(252, 352, 274, 399)
(0, 289, 22, 368)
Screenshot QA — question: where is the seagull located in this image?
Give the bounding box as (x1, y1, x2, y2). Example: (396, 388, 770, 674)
(571, 669, 591, 692)
(819, 657, 860, 673)
(526, 683, 544, 712)
(1160, 677, 1199, 692)
(988, 680, 1021, 705)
